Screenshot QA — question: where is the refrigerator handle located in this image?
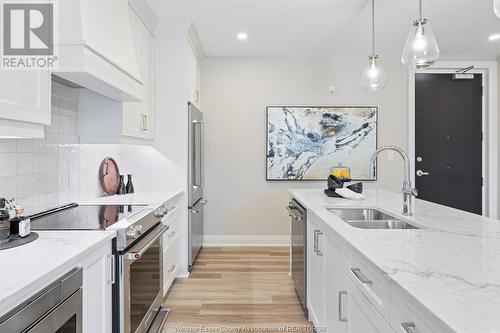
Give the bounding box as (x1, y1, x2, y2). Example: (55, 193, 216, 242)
(192, 200, 208, 214)
(193, 121, 203, 188)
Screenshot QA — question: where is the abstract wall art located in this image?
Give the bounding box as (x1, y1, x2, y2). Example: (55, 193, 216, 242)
(266, 106, 378, 181)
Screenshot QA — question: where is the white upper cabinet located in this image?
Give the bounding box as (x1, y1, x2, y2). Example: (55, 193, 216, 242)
(0, 70, 50, 138)
(187, 41, 201, 108)
(122, 6, 155, 140)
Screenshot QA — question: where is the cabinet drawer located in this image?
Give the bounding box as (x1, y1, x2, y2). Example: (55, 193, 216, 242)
(163, 221, 180, 249)
(391, 289, 453, 333)
(347, 251, 391, 321)
(163, 245, 180, 293)
(162, 205, 181, 227)
(347, 274, 393, 333)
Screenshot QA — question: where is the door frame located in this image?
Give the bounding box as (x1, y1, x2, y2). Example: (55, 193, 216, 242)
(408, 61, 498, 218)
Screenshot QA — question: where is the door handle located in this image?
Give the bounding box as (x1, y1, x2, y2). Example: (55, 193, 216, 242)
(416, 170, 429, 177)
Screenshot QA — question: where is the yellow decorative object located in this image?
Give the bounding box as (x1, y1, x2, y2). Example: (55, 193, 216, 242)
(330, 163, 351, 180)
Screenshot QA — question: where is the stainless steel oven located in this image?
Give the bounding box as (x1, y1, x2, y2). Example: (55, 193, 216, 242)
(0, 267, 83, 333)
(288, 199, 307, 314)
(115, 206, 170, 333)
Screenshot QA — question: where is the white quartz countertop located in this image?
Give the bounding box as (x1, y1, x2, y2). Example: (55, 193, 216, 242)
(80, 189, 184, 209)
(289, 189, 500, 333)
(0, 190, 183, 318)
(0, 230, 115, 317)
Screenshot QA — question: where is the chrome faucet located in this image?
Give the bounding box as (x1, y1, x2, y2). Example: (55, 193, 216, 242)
(370, 146, 418, 216)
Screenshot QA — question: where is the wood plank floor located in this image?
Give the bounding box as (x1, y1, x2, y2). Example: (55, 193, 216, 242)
(162, 247, 311, 333)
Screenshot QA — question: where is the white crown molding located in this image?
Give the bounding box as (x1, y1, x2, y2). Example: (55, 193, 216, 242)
(128, 0, 158, 36)
(203, 235, 289, 246)
(187, 25, 205, 60)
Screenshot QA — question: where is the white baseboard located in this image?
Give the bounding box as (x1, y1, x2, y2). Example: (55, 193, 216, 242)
(203, 235, 289, 246)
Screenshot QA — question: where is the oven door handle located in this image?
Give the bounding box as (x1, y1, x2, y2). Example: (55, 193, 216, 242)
(123, 224, 169, 261)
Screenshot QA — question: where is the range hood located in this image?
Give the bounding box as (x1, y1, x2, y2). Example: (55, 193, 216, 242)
(54, 0, 143, 102)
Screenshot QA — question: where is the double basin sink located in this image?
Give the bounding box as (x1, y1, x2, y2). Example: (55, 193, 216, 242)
(327, 208, 419, 230)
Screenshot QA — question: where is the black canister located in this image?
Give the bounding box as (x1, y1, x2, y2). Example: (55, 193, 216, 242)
(117, 175, 126, 195)
(125, 174, 134, 194)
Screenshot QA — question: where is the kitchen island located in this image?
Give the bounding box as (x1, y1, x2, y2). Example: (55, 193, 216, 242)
(290, 188, 500, 333)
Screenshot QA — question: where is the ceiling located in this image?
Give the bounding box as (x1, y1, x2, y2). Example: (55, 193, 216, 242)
(147, 0, 500, 60)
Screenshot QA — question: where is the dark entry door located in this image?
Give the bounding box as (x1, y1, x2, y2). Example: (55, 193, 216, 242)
(415, 73, 482, 215)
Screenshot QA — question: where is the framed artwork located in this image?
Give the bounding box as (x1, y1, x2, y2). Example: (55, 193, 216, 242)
(266, 106, 378, 181)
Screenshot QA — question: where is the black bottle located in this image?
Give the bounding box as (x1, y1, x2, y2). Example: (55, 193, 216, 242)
(0, 199, 10, 243)
(125, 174, 134, 194)
(117, 175, 126, 195)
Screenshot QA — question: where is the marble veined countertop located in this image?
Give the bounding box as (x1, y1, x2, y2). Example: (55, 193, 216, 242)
(0, 230, 115, 317)
(80, 189, 184, 208)
(289, 189, 500, 333)
(0, 190, 183, 317)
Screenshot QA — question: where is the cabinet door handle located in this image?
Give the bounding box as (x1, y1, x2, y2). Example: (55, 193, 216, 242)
(108, 254, 116, 285)
(313, 230, 323, 256)
(316, 231, 323, 256)
(313, 230, 318, 254)
(350, 268, 373, 285)
(338, 291, 347, 322)
(140, 114, 148, 131)
(401, 322, 417, 333)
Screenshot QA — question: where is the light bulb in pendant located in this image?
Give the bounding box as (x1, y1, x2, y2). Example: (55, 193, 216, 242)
(495, 0, 500, 18)
(401, 18, 440, 69)
(362, 55, 387, 91)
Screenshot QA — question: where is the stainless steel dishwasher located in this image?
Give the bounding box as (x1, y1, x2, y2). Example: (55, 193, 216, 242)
(287, 199, 307, 313)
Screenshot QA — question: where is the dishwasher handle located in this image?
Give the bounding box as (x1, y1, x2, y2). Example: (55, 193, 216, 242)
(287, 205, 303, 221)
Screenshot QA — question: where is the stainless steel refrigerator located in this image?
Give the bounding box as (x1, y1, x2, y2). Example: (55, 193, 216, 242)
(188, 102, 206, 271)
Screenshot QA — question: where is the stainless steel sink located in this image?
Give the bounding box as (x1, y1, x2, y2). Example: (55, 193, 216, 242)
(327, 208, 419, 230)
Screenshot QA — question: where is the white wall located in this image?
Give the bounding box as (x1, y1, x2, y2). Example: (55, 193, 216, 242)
(201, 56, 408, 241)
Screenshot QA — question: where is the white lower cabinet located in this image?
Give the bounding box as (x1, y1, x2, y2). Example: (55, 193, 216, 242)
(79, 240, 113, 333)
(307, 216, 325, 327)
(305, 212, 453, 333)
(162, 203, 182, 295)
(346, 277, 392, 333)
(325, 234, 348, 333)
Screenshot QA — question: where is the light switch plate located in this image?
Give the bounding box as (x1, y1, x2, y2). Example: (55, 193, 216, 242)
(328, 86, 335, 95)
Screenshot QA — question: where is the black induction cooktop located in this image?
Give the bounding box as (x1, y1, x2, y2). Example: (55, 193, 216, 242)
(30, 203, 147, 230)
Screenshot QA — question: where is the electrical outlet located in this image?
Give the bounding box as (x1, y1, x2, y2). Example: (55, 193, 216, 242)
(328, 86, 336, 95)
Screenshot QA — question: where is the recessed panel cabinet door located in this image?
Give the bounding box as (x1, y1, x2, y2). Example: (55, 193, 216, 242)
(325, 236, 348, 333)
(122, 6, 154, 140)
(346, 277, 392, 333)
(307, 218, 325, 327)
(0, 70, 51, 125)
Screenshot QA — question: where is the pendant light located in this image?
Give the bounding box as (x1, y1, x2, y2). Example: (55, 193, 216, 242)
(494, 0, 500, 18)
(401, 0, 440, 69)
(362, 0, 387, 91)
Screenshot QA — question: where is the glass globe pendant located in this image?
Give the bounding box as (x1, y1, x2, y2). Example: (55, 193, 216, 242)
(362, 0, 387, 91)
(494, 0, 500, 18)
(362, 55, 387, 91)
(401, 0, 440, 69)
